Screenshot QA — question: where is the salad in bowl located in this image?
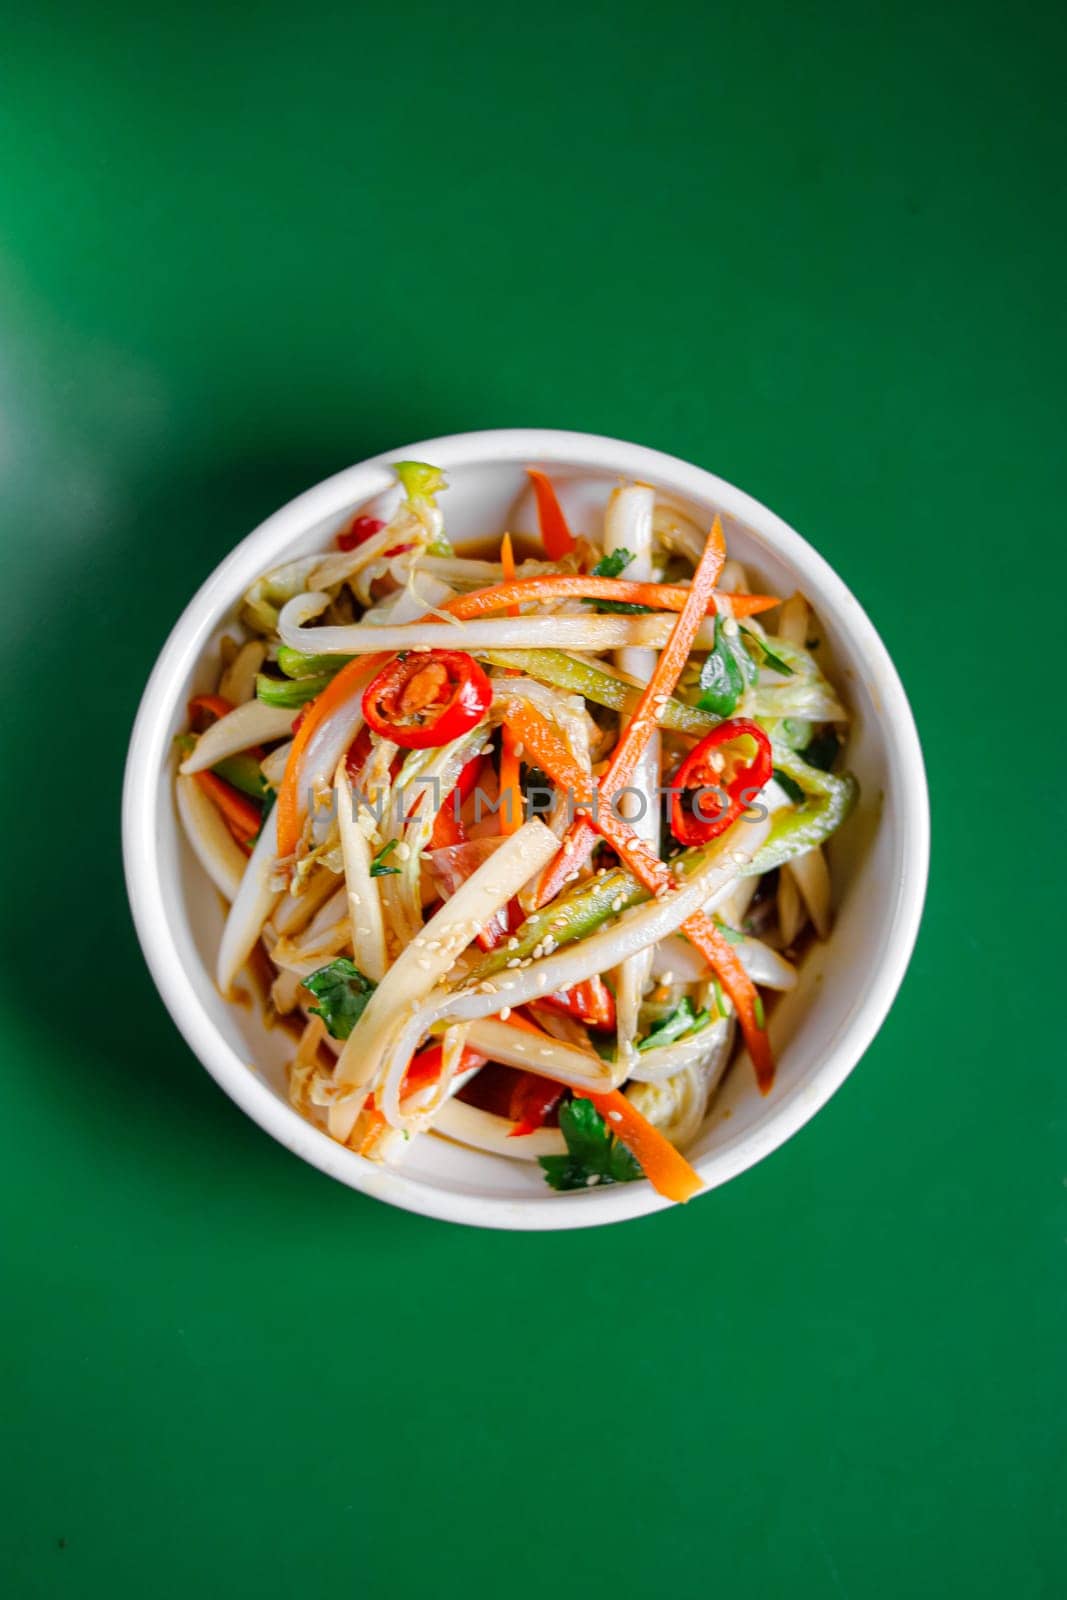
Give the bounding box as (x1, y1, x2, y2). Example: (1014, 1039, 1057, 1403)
(170, 456, 858, 1207)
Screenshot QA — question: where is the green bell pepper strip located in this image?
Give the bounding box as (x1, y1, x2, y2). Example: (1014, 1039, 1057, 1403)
(465, 749, 856, 983)
(211, 752, 269, 800)
(276, 646, 352, 680)
(255, 671, 334, 708)
(463, 839, 722, 986)
(175, 734, 269, 802)
(481, 648, 718, 739)
(742, 744, 858, 875)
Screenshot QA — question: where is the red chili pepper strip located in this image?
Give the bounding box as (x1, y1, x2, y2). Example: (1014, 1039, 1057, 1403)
(404, 1042, 488, 1094)
(362, 650, 492, 750)
(508, 1073, 565, 1137)
(193, 770, 262, 844)
(188, 693, 234, 731)
(429, 804, 466, 850)
(357, 1042, 489, 1156)
(337, 514, 385, 551)
(428, 754, 484, 849)
(539, 976, 616, 1031)
(669, 719, 773, 848)
(527, 469, 576, 559)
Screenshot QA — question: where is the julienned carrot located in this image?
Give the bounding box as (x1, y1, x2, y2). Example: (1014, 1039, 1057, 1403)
(499, 698, 775, 1092)
(580, 1089, 704, 1203)
(603, 515, 725, 792)
(497, 534, 523, 835)
(193, 770, 262, 844)
(499, 733, 522, 835)
(499, 533, 518, 598)
(444, 573, 776, 621)
(527, 469, 576, 559)
(276, 653, 385, 857)
(534, 517, 726, 906)
(683, 912, 775, 1092)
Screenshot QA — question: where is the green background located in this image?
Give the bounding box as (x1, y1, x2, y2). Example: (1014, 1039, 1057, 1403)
(2, 2, 1063, 1595)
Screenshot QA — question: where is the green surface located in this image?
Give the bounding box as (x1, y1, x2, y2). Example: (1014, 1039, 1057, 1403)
(2, 2, 1064, 1596)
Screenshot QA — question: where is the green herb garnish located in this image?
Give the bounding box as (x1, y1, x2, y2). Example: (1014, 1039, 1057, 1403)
(369, 840, 401, 878)
(590, 547, 634, 579)
(584, 547, 655, 611)
(303, 958, 376, 1040)
(637, 995, 711, 1051)
(696, 614, 756, 716)
(801, 730, 841, 771)
(742, 629, 794, 676)
(539, 1097, 643, 1191)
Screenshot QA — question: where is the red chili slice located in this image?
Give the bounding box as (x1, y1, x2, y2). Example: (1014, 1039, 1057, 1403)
(362, 650, 492, 750)
(336, 514, 386, 551)
(669, 718, 773, 847)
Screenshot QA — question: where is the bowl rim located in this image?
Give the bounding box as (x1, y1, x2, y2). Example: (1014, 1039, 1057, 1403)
(123, 427, 929, 1230)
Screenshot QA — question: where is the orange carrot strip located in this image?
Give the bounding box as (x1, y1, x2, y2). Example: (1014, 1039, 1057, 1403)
(580, 1088, 704, 1203)
(193, 770, 263, 844)
(500, 698, 775, 1093)
(535, 517, 725, 906)
(497, 533, 523, 835)
(490, 1011, 704, 1202)
(275, 653, 386, 857)
(601, 514, 724, 793)
(499, 532, 518, 596)
(499, 734, 522, 836)
(527, 469, 576, 559)
(443, 573, 774, 621)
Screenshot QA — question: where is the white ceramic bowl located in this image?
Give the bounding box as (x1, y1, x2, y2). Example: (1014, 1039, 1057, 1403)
(123, 429, 929, 1229)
